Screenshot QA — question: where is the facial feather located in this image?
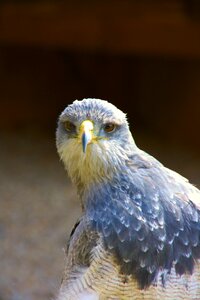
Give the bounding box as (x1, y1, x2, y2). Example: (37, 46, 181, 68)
(57, 136, 130, 188)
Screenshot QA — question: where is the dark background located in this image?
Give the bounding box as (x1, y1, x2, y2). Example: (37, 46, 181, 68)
(0, 1, 200, 299)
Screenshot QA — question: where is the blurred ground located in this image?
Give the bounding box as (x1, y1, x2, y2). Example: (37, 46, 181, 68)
(0, 130, 200, 300)
(0, 131, 80, 300)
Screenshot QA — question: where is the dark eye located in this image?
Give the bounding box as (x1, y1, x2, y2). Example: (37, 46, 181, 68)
(103, 123, 116, 133)
(64, 121, 76, 132)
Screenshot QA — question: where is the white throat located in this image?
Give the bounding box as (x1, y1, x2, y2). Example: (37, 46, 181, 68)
(58, 138, 129, 188)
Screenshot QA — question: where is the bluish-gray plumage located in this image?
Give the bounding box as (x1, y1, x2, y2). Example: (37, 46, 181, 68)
(85, 160, 200, 287)
(56, 98, 200, 299)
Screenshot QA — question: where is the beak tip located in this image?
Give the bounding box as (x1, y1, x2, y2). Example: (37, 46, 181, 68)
(82, 132, 90, 153)
(82, 146, 86, 154)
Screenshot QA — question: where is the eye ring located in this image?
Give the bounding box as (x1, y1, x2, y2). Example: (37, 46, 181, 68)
(103, 123, 116, 133)
(64, 121, 76, 132)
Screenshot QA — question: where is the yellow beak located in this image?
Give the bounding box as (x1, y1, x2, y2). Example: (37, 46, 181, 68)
(79, 120, 94, 153)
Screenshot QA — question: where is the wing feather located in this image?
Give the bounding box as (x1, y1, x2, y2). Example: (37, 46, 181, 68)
(86, 152, 200, 288)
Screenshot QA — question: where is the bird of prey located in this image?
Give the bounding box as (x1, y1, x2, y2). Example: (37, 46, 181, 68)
(56, 98, 200, 300)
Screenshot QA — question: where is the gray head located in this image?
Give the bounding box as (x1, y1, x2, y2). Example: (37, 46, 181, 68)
(56, 98, 136, 188)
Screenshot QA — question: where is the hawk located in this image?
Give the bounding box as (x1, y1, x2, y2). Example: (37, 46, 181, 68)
(55, 98, 200, 300)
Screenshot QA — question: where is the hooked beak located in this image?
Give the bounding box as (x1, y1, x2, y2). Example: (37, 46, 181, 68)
(79, 120, 94, 153)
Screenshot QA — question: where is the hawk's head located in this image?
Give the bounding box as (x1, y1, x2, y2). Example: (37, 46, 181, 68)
(56, 98, 136, 187)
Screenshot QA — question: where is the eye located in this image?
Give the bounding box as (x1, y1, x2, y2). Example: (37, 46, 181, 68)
(103, 123, 116, 133)
(64, 121, 76, 132)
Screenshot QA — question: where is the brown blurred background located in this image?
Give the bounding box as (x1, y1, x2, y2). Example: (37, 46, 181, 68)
(0, 1, 200, 299)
